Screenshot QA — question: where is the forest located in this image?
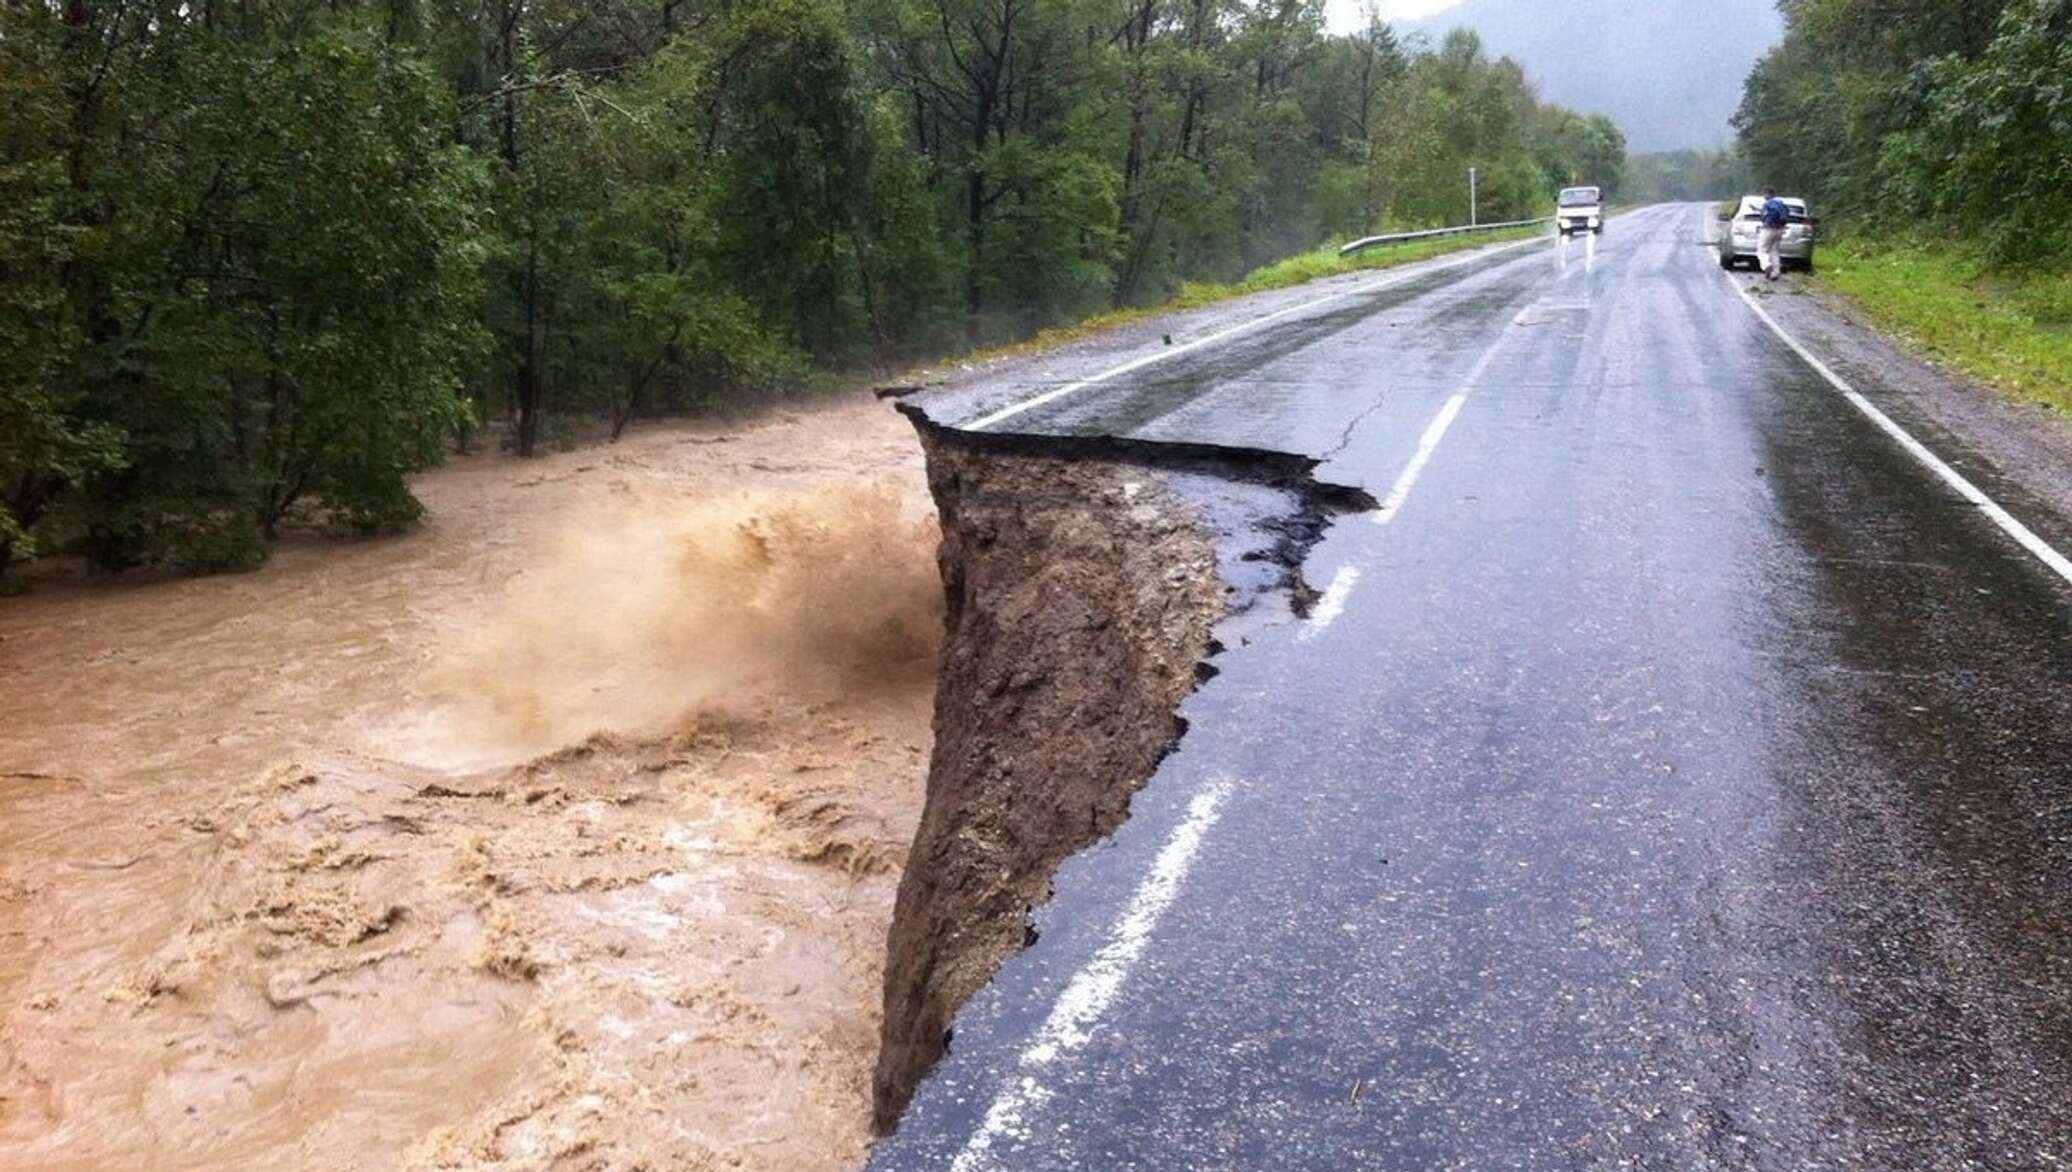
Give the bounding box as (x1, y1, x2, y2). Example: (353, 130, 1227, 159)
(1733, 0, 2070, 268)
(1, 0, 1624, 577)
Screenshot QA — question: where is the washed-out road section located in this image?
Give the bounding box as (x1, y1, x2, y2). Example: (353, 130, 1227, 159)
(874, 204, 2072, 1168)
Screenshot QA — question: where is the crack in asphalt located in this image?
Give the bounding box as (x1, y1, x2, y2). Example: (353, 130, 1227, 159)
(1322, 384, 1394, 464)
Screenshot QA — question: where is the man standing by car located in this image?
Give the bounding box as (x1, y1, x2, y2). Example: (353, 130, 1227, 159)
(1757, 187, 1790, 281)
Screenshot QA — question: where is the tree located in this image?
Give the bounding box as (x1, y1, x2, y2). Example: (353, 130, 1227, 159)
(857, 0, 1121, 339)
(0, 27, 120, 582)
(1731, 0, 2069, 269)
(0, 0, 1635, 576)
(87, 29, 483, 565)
(1880, 0, 2072, 264)
(1, 0, 487, 572)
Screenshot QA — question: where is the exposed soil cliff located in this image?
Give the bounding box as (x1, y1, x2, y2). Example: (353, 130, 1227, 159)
(871, 414, 1370, 1133)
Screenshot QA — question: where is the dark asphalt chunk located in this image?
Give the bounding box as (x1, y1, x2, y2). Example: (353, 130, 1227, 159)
(875, 205, 2072, 1170)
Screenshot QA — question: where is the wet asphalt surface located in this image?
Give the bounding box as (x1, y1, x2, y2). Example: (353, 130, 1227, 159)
(877, 205, 2072, 1170)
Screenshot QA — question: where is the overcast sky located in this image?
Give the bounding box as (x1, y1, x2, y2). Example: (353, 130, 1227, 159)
(1325, 0, 1463, 34)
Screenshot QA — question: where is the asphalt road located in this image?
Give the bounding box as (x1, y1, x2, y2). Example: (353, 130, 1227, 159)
(877, 204, 2072, 1170)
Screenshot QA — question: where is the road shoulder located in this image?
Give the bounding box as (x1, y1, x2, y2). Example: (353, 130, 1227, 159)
(1763, 283, 2072, 552)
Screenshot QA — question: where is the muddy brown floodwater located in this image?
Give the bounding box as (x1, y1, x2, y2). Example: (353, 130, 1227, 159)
(0, 398, 940, 1171)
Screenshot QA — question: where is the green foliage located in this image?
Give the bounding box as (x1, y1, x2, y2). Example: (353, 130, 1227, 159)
(1821, 236, 2072, 414)
(1173, 221, 1547, 308)
(1881, 0, 2072, 265)
(1, 2, 484, 575)
(1737, 0, 2069, 268)
(853, 0, 1129, 337)
(0, 0, 1625, 577)
(0, 22, 121, 578)
(1360, 29, 1620, 233)
(976, 220, 1545, 364)
(855, 0, 1618, 321)
(87, 27, 482, 567)
(703, 0, 890, 360)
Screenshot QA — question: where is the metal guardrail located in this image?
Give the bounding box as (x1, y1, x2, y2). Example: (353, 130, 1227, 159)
(1338, 217, 1552, 257)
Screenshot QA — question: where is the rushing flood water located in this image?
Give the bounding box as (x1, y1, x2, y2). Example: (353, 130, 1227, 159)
(0, 402, 937, 1170)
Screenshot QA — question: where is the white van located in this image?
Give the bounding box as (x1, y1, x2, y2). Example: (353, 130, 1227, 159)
(1557, 186, 1603, 235)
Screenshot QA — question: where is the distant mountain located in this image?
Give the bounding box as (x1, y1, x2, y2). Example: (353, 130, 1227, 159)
(1398, 0, 1786, 152)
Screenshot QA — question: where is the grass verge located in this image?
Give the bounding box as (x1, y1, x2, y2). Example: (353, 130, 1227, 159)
(1817, 237, 2072, 415)
(958, 223, 1549, 368)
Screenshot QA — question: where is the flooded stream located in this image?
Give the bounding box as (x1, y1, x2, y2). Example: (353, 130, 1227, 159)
(0, 400, 937, 1170)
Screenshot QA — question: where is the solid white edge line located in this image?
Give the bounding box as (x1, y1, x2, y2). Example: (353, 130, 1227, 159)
(949, 780, 1236, 1171)
(1298, 565, 1362, 641)
(964, 235, 1543, 432)
(1723, 272, 2072, 588)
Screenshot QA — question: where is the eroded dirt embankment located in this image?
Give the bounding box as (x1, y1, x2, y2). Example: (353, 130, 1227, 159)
(872, 413, 1371, 1132)
(3, 386, 1367, 1164)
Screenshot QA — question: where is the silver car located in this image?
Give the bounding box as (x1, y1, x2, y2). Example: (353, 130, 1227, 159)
(1718, 195, 1817, 272)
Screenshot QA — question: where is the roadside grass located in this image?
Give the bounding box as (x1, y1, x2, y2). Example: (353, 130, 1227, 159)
(1817, 237, 2072, 415)
(955, 223, 1549, 368)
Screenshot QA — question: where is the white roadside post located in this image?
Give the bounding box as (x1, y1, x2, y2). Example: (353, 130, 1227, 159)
(1469, 167, 1478, 227)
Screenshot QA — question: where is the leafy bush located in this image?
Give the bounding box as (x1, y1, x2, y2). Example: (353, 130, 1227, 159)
(1740, 0, 2071, 268)
(3, 11, 484, 573)
(3, 0, 1634, 577)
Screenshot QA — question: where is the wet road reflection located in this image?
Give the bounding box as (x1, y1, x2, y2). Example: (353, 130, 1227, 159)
(1554, 224, 1597, 274)
(880, 204, 2072, 1170)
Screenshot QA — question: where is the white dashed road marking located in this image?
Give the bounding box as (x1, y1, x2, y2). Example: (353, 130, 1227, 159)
(1370, 329, 1516, 528)
(1371, 392, 1468, 527)
(1300, 566, 1362, 640)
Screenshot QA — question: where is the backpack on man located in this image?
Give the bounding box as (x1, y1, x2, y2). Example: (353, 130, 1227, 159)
(1757, 189, 1790, 280)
